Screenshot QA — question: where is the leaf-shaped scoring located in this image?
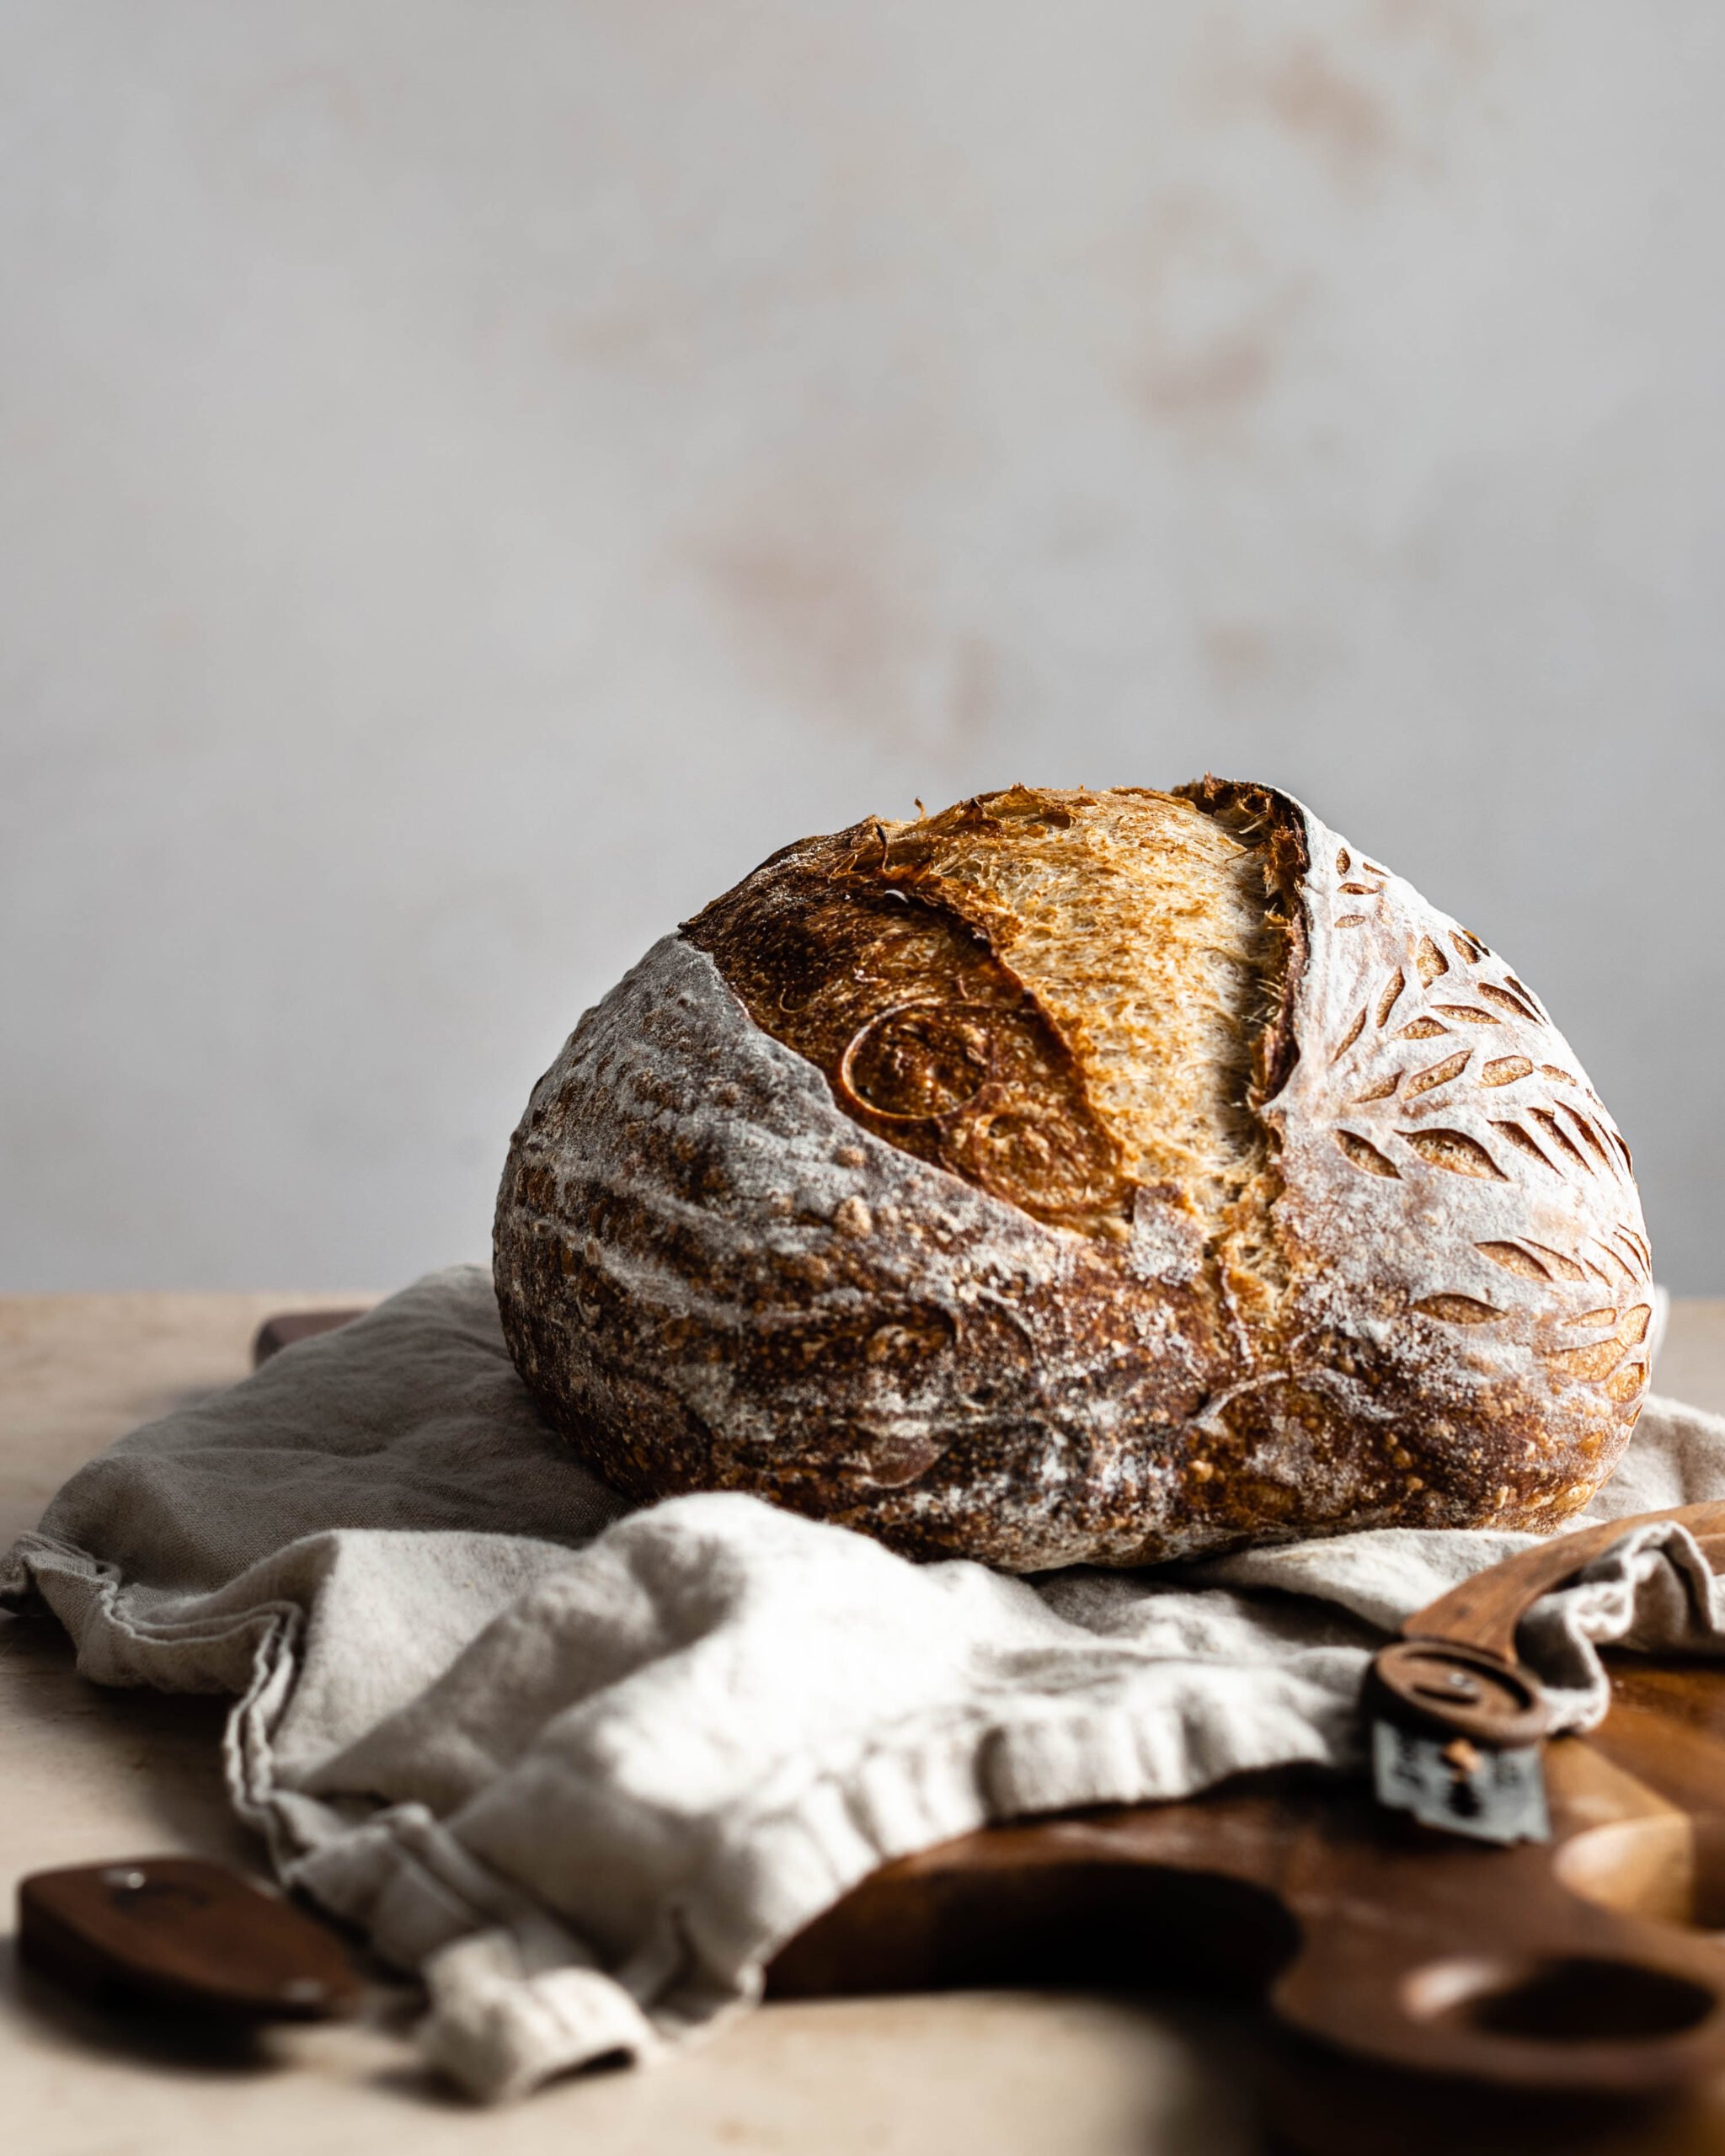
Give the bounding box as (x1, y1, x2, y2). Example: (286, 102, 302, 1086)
(1400, 1129, 1506, 1180)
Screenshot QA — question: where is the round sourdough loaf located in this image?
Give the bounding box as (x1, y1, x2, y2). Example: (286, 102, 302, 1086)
(493, 780, 1653, 1570)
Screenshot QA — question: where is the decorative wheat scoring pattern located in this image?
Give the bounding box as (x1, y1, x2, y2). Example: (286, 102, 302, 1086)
(1322, 845, 1650, 1410)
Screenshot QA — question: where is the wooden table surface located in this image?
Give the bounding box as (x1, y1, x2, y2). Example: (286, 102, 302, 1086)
(5, 1295, 1725, 2156)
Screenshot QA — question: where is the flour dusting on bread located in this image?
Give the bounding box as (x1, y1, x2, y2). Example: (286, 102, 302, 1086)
(494, 779, 1649, 1570)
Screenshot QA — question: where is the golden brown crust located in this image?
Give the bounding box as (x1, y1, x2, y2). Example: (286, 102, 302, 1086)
(681, 808, 1133, 1237)
(493, 780, 1652, 1569)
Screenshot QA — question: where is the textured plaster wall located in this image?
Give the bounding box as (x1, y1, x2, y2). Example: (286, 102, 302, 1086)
(4, 3, 1723, 1289)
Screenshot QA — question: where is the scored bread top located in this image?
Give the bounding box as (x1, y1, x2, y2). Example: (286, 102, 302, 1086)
(683, 785, 1293, 1244)
(862, 788, 1284, 1217)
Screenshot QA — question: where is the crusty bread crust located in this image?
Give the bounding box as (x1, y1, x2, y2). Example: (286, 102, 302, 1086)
(493, 781, 1651, 1568)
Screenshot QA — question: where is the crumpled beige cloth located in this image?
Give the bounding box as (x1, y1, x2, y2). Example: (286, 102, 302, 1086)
(5, 1267, 1722, 2100)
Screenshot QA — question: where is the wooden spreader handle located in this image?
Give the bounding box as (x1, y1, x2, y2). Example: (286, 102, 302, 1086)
(1404, 1502, 1725, 1665)
(1368, 1502, 1725, 1749)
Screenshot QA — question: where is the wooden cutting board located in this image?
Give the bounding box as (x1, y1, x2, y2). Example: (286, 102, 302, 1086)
(766, 1698, 1725, 2149)
(254, 1310, 1725, 2151)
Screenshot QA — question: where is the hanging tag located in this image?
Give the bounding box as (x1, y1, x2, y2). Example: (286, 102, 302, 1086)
(1371, 1721, 1551, 1844)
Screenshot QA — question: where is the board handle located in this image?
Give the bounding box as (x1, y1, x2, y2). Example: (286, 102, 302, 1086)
(253, 1309, 371, 1365)
(1272, 1768, 1725, 2094)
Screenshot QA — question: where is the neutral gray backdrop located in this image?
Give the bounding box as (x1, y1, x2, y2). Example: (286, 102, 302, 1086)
(4, 2, 1722, 1292)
